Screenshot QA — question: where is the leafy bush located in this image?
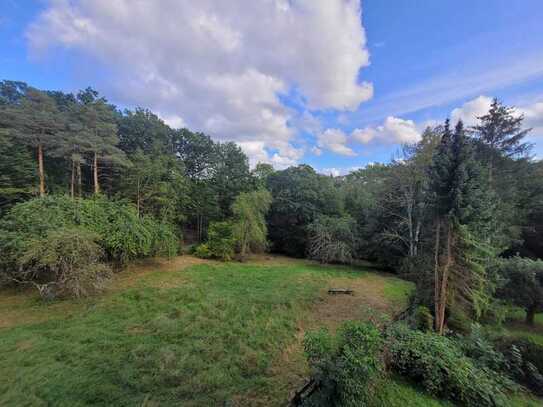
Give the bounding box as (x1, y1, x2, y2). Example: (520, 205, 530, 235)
(0, 195, 179, 269)
(303, 321, 383, 406)
(205, 221, 235, 261)
(492, 256, 543, 325)
(306, 216, 357, 264)
(494, 337, 543, 396)
(387, 324, 508, 406)
(414, 305, 434, 332)
(15, 227, 111, 299)
(143, 217, 179, 258)
(193, 243, 211, 259)
(231, 189, 272, 260)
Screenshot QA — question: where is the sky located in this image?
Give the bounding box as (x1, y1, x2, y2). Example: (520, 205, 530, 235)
(2, 0, 543, 175)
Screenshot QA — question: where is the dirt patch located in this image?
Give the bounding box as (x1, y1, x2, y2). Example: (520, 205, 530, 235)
(265, 273, 408, 406)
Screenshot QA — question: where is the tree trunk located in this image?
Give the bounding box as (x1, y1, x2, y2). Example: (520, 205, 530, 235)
(77, 162, 82, 197)
(414, 220, 421, 257)
(70, 159, 75, 198)
(526, 306, 536, 326)
(437, 222, 453, 335)
(37, 143, 45, 197)
(93, 152, 100, 194)
(136, 177, 141, 217)
(434, 219, 441, 332)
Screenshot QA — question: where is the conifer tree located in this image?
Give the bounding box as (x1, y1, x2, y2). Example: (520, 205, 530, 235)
(75, 88, 127, 194)
(429, 120, 493, 334)
(0, 88, 64, 196)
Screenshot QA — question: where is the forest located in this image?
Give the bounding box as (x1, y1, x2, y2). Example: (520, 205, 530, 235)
(1, 79, 543, 406)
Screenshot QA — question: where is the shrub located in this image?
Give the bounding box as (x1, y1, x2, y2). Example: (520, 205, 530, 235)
(205, 221, 235, 261)
(193, 243, 211, 259)
(386, 324, 508, 406)
(0, 195, 179, 268)
(143, 217, 179, 258)
(494, 337, 543, 396)
(414, 305, 433, 332)
(492, 256, 543, 325)
(306, 216, 357, 264)
(303, 321, 383, 406)
(16, 227, 112, 299)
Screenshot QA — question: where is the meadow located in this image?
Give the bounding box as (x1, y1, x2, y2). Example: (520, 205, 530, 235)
(1, 256, 541, 406)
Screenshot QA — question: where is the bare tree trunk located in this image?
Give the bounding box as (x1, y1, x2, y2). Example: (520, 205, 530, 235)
(77, 162, 82, 197)
(414, 220, 421, 257)
(437, 221, 453, 335)
(93, 152, 100, 194)
(38, 142, 45, 197)
(136, 177, 141, 217)
(407, 194, 414, 257)
(70, 159, 75, 198)
(434, 219, 441, 332)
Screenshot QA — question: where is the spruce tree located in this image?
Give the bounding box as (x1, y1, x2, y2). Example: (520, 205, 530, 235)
(429, 120, 493, 334)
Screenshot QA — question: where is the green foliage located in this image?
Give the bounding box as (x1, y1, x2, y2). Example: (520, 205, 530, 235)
(494, 337, 543, 395)
(303, 322, 384, 406)
(203, 221, 235, 261)
(306, 215, 357, 264)
(193, 243, 211, 259)
(0, 196, 178, 273)
(16, 227, 111, 299)
(121, 149, 188, 224)
(232, 189, 272, 259)
(267, 165, 343, 256)
(414, 305, 434, 332)
(387, 324, 508, 406)
(493, 256, 543, 325)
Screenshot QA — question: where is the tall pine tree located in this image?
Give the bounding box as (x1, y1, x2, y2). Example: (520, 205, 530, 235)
(0, 88, 64, 196)
(430, 120, 494, 334)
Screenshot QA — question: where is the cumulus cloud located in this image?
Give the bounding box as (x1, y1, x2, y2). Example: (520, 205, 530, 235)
(27, 0, 372, 165)
(317, 128, 357, 156)
(449, 95, 543, 138)
(352, 116, 421, 145)
(521, 102, 543, 136)
(450, 95, 493, 126)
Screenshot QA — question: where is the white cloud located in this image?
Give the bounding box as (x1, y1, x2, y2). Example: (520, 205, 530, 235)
(450, 95, 493, 126)
(311, 146, 323, 156)
(448, 95, 543, 138)
(319, 165, 363, 177)
(317, 128, 357, 156)
(352, 116, 420, 145)
(521, 102, 543, 137)
(160, 114, 186, 130)
(27, 0, 372, 166)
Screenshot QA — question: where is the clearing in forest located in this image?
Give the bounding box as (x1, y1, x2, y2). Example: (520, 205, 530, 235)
(0, 255, 412, 406)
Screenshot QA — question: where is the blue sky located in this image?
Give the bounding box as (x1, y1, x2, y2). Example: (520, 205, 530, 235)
(1, 0, 543, 173)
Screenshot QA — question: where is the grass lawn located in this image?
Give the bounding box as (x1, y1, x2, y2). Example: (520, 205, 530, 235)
(0, 256, 411, 406)
(0, 256, 539, 406)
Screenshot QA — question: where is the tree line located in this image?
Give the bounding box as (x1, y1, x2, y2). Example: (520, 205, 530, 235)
(1, 79, 543, 332)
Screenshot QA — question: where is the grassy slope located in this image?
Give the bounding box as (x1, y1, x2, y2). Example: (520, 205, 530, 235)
(0, 256, 539, 406)
(0, 257, 411, 406)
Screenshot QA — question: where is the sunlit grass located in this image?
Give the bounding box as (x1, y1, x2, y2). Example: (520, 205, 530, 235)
(0, 260, 410, 406)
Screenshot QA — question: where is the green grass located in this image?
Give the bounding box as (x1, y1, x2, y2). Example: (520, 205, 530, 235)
(1, 259, 539, 406)
(498, 307, 543, 346)
(0, 260, 411, 406)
